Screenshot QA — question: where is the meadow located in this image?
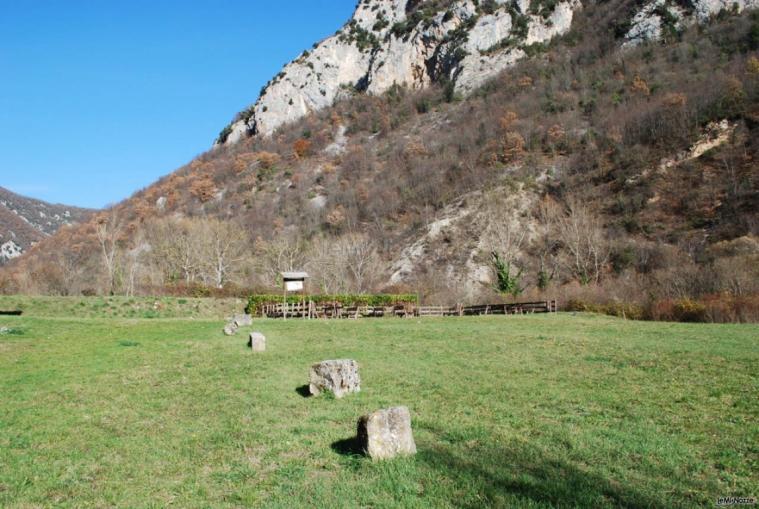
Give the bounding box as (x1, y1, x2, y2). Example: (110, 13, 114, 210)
(0, 301, 757, 508)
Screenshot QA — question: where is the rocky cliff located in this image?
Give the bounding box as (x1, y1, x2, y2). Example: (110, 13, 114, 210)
(218, 0, 759, 146)
(623, 0, 759, 45)
(217, 0, 582, 145)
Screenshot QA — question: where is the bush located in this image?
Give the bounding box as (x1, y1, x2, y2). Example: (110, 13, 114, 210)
(672, 298, 708, 322)
(245, 294, 418, 314)
(564, 299, 644, 320)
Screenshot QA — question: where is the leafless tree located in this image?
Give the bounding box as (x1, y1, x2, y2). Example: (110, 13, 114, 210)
(197, 219, 248, 288)
(146, 217, 199, 285)
(334, 233, 381, 293)
(254, 235, 307, 287)
(121, 231, 150, 297)
(306, 237, 343, 294)
(306, 233, 381, 293)
(480, 191, 531, 293)
(554, 197, 610, 285)
(95, 208, 123, 295)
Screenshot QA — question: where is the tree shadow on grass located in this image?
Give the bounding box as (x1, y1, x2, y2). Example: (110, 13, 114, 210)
(418, 425, 676, 509)
(295, 385, 312, 398)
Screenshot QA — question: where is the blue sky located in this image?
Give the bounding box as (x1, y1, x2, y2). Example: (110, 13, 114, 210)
(0, 0, 356, 208)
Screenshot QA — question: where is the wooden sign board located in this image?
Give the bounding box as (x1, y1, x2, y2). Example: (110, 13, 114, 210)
(285, 280, 304, 292)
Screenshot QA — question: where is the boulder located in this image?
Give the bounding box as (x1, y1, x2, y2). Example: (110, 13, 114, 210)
(223, 322, 238, 336)
(249, 332, 266, 352)
(233, 314, 253, 327)
(358, 406, 417, 460)
(309, 359, 360, 398)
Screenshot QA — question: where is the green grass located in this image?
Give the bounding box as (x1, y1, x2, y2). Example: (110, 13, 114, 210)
(0, 295, 244, 320)
(0, 312, 757, 508)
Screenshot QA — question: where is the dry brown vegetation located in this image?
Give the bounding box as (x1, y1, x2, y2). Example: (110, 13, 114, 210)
(3, 4, 759, 321)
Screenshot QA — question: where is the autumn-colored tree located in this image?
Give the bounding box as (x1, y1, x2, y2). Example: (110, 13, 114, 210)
(256, 151, 280, 169)
(517, 75, 533, 88)
(501, 131, 526, 162)
(498, 111, 519, 131)
(747, 56, 759, 75)
(326, 205, 347, 229)
(630, 74, 650, 95)
(189, 174, 217, 203)
(232, 153, 259, 174)
(293, 138, 312, 159)
(662, 92, 687, 108)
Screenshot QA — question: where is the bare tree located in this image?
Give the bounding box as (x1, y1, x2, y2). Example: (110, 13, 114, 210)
(197, 219, 248, 288)
(334, 233, 381, 293)
(121, 231, 150, 297)
(307, 233, 381, 293)
(555, 197, 610, 285)
(95, 208, 122, 295)
(306, 237, 343, 294)
(532, 197, 562, 290)
(254, 235, 308, 287)
(480, 191, 530, 294)
(146, 218, 200, 285)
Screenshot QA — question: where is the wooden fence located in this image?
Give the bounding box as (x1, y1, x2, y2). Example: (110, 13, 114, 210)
(258, 300, 557, 319)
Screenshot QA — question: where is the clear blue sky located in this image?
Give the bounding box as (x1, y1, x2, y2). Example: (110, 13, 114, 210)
(0, 0, 356, 208)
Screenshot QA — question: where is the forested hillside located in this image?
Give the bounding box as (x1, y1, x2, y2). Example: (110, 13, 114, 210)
(3, 0, 758, 321)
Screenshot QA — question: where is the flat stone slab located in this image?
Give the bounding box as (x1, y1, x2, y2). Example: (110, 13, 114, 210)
(309, 359, 360, 398)
(233, 314, 253, 327)
(249, 332, 266, 352)
(358, 406, 417, 460)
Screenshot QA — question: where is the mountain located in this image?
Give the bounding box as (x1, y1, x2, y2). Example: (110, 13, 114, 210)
(3, 0, 758, 315)
(216, 0, 759, 145)
(0, 187, 94, 264)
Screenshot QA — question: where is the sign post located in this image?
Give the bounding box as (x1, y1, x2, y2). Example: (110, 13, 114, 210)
(280, 271, 308, 321)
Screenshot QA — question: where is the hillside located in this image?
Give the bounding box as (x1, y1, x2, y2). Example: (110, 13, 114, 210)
(217, 0, 759, 145)
(2, 0, 759, 319)
(0, 187, 93, 264)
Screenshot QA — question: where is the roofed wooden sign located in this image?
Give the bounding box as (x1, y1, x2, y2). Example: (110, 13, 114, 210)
(281, 271, 308, 292)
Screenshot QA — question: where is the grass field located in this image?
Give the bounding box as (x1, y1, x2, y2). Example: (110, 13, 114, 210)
(0, 295, 245, 319)
(1, 307, 757, 508)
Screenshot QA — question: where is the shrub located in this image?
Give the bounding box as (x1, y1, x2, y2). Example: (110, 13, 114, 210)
(245, 294, 418, 314)
(564, 299, 644, 320)
(293, 138, 312, 159)
(672, 298, 708, 322)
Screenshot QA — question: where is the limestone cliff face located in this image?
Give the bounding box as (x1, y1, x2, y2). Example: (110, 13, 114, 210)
(217, 0, 582, 145)
(218, 0, 759, 145)
(623, 0, 759, 46)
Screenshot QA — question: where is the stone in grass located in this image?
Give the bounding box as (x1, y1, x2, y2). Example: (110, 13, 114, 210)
(358, 406, 417, 460)
(223, 322, 238, 336)
(249, 332, 266, 352)
(309, 359, 360, 398)
(233, 314, 253, 327)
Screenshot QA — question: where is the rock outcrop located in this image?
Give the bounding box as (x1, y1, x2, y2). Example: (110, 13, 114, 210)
(623, 0, 759, 46)
(217, 0, 582, 145)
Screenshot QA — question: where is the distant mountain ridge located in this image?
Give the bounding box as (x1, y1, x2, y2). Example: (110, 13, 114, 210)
(0, 186, 94, 263)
